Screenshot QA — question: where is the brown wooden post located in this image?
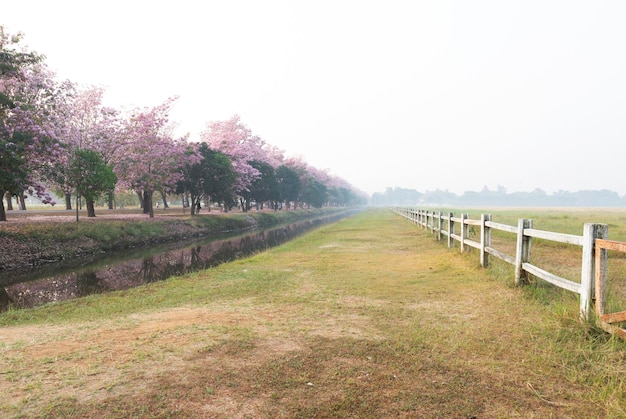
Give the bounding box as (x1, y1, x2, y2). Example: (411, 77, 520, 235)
(595, 241, 608, 317)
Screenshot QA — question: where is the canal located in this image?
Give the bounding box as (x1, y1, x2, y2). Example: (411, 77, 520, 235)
(0, 211, 356, 310)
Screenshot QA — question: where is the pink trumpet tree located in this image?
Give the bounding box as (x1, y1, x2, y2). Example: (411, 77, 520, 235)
(1, 27, 63, 220)
(116, 97, 199, 218)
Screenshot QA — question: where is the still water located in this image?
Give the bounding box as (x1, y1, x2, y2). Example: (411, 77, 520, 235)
(0, 212, 353, 311)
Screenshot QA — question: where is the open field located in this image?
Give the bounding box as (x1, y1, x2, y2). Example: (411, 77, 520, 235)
(1, 208, 626, 417)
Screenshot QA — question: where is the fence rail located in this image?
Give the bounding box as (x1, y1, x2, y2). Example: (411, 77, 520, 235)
(392, 207, 626, 337)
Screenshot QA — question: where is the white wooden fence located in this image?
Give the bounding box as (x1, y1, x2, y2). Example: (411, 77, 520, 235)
(392, 207, 612, 325)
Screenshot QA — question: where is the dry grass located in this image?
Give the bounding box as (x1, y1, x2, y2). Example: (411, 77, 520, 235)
(1, 208, 625, 417)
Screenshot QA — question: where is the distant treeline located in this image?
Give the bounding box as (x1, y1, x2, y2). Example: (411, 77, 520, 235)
(371, 187, 626, 207)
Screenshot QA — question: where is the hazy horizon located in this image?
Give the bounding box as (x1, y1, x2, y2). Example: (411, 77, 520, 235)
(4, 1, 626, 196)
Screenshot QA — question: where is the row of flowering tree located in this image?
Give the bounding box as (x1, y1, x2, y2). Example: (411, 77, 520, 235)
(0, 26, 364, 222)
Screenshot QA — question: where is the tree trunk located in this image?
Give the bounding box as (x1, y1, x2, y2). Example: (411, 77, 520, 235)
(65, 192, 72, 210)
(4, 192, 13, 211)
(190, 194, 197, 215)
(86, 199, 96, 217)
(75, 195, 80, 222)
(0, 198, 6, 221)
(142, 191, 150, 214)
(19, 194, 26, 211)
(160, 190, 169, 209)
(107, 191, 114, 209)
(136, 190, 144, 210)
(144, 190, 154, 218)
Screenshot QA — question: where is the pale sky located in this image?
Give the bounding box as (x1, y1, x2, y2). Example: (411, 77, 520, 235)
(4, 1, 626, 196)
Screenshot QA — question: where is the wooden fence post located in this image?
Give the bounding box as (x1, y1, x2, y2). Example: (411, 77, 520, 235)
(429, 211, 434, 234)
(448, 212, 454, 248)
(460, 213, 468, 253)
(580, 223, 608, 321)
(515, 219, 533, 285)
(480, 214, 491, 267)
(429, 211, 435, 235)
(595, 241, 609, 317)
(437, 211, 443, 241)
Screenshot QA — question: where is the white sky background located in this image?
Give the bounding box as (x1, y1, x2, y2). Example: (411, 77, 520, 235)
(3, 1, 626, 196)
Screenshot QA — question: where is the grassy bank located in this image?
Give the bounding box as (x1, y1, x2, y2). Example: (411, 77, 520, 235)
(0, 208, 344, 271)
(1, 208, 625, 417)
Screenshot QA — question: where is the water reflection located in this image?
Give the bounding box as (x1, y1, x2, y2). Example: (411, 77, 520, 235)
(0, 215, 344, 311)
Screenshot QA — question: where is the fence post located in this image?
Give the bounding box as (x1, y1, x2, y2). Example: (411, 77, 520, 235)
(429, 211, 433, 234)
(460, 213, 468, 253)
(480, 214, 491, 267)
(447, 212, 454, 248)
(437, 211, 443, 241)
(429, 211, 435, 235)
(515, 219, 533, 285)
(595, 240, 609, 317)
(580, 223, 608, 321)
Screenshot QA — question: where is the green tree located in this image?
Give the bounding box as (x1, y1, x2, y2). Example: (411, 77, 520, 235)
(248, 160, 279, 210)
(301, 176, 327, 208)
(205, 150, 237, 211)
(276, 165, 301, 209)
(177, 143, 237, 214)
(70, 148, 117, 219)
